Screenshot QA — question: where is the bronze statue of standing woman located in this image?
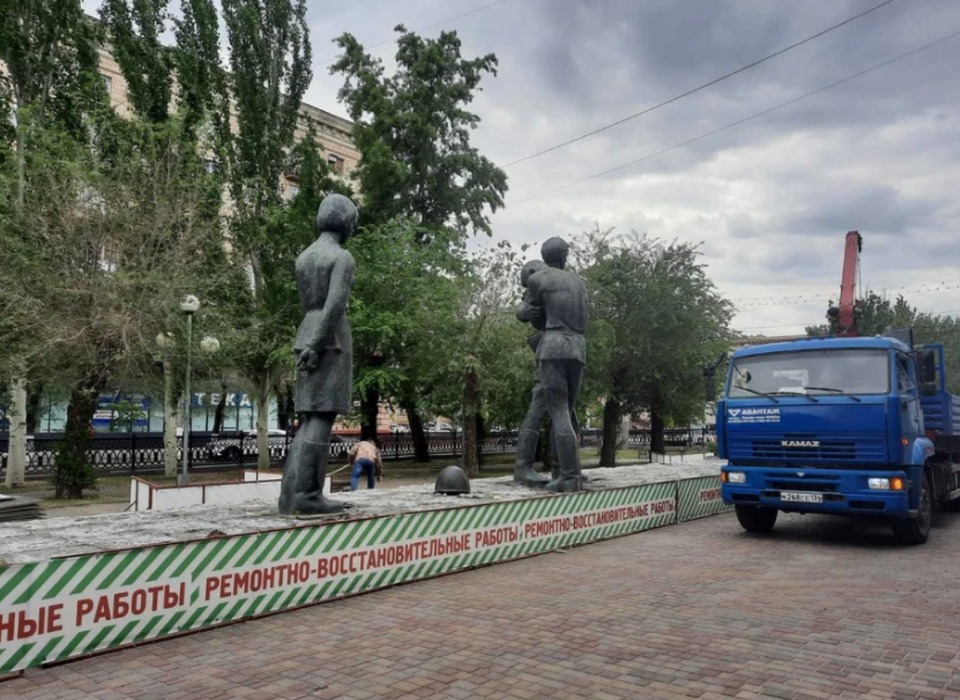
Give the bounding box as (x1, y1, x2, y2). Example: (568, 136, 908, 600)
(279, 194, 358, 515)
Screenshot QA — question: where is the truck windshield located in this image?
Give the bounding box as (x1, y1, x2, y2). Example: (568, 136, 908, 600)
(727, 349, 889, 399)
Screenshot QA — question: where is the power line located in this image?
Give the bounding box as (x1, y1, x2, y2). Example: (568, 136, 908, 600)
(507, 27, 960, 208)
(728, 281, 960, 308)
(503, 0, 896, 168)
(323, 0, 513, 65)
(395, 0, 512, 37)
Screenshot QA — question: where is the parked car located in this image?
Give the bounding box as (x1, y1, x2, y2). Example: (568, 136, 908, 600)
(206, 430, 288, 462)
(206, 430, 348, 462)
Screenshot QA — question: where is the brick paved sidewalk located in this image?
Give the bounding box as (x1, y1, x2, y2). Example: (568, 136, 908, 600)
(5, 510, 960, 699)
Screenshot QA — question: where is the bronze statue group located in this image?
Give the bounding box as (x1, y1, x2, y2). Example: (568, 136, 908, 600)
(279, 194, 587, 517)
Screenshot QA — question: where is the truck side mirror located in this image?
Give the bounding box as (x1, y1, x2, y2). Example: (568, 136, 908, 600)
(920, 349, 937, 384)
(703, 368, 717, 402)
(918, 349, 938, 395)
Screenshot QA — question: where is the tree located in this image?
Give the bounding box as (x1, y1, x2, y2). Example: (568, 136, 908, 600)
(343, 217, 462, 454)
(806, 292, 916, 338)
(808, 292, 960, 395)
(214, 0, 314, 469)
(0, 116, 227, 496)
(577, 229, 733, 463)
(0, 0, 103, 487)
(0, 0, 103, 192)
(331, 25, 507, 450)
(443, 242, 536, 475)
(101, 0, 222, 138)
(914, 313, 960, 395)
(100, 0, 229, 477)
(100, 0, 174, 124)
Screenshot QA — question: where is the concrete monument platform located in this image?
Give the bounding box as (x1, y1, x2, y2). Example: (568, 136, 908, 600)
(0, 457, 727, 676)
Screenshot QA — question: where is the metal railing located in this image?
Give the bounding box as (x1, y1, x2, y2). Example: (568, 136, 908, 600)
(0, 427, 712, 479)
(0, 430, 522, 478)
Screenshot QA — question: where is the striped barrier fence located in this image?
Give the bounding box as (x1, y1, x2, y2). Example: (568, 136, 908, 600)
(677, 475, 733, 521)
(0, 476, 722, 675)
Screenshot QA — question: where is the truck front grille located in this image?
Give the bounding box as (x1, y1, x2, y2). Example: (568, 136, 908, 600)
(752, 438, 856, 461)
(725, 433, 887, 463)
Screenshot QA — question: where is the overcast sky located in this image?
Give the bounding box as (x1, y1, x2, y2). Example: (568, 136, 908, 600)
(302, 0, 960, 337)
(88, 0, 960, 337)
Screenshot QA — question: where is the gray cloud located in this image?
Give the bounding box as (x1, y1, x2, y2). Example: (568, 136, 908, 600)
(788, 183, 936, 236)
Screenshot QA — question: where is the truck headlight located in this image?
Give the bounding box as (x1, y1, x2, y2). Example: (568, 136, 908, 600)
(867, 478, 905, 490)
(725, 471, 746, 484)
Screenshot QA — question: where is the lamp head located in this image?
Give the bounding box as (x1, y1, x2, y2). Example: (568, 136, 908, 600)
(200, 336, 221, 354)
(180, 295, 200, 314)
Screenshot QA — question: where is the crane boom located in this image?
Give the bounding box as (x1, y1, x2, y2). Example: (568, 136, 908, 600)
(826, 231, 862, 336)
(836, 230, 862, 336)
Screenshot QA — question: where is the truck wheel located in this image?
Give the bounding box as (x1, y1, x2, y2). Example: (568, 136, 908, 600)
(892, 472, 932, 545)
(735, 505, 778, 533)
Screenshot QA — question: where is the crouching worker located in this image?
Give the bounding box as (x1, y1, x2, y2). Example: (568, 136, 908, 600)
(347, 439, 383, 490)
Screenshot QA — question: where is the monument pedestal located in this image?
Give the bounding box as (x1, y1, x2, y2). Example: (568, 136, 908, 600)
(0, 459, 728, 676)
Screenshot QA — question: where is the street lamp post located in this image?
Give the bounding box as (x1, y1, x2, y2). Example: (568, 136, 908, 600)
(179, 295, 201, 485)
(155, 331, 178, 477)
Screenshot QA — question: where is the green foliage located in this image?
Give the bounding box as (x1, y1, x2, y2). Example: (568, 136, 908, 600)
(109, 399, 146, 432)
(210, 0, 315, 434)
(0, 0, 104, 142)
(51, 440, 98, 499)
(806, 292, 916, 338)
(346, 218, 463, 406)
(101, 0, 174, 123)
(218, 0, 311, 236)
(0, 52, 95, 481)
(0, 100, 228, 497)
(172, 0, 224, 135)
(808, 292, 960, 394)
(448, 241, 539, 429)
(330, 25, 508, 438)
(576, 228, 734, 427)
(332, 25, 507, 243)
(1, 114, 226, 377)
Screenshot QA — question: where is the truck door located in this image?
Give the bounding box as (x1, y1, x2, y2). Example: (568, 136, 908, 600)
(897, 352, 923, 447)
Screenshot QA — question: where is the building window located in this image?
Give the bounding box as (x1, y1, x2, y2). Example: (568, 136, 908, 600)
(101, 74, 112, 94)
(327, 154, 344, 174)
(286, 182, 299, 200)
(203, 158, 218, 174)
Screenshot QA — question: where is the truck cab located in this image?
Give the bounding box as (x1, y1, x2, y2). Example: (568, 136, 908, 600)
(718, 336, 960, 544)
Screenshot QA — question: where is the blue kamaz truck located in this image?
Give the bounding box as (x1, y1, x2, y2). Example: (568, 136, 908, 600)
(718, 335, 960, 544)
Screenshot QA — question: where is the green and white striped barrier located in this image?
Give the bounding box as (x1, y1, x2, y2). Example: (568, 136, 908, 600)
(677, 475, 733, 521)
(0, 477, 722, 674)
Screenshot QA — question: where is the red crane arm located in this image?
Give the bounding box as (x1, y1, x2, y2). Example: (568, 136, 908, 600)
(837, 230, 862, 336)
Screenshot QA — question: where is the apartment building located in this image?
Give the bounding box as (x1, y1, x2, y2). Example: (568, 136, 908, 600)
(97, 45, 361, 190)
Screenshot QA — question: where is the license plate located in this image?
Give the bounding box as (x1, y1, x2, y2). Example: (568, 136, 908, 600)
(780, 490, 823, 504)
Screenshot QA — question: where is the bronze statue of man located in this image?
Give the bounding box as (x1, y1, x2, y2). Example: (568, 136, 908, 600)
(278, 194, 358, 515)
(514, 259, 551, 485)
(514, 260, 583, 485)
(525, 237, 587, 492)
